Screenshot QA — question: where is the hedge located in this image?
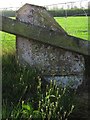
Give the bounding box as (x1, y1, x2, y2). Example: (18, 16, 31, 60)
(48, 9, 90, 17)
(0, 9, 90, 17)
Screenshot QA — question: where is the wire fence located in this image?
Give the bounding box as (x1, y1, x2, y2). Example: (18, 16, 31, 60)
(45, 0, 89, 9)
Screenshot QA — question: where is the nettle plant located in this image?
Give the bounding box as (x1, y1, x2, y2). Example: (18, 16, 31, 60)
(9, 77, 75, 120)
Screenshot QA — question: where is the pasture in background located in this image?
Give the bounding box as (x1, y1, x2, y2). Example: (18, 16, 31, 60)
(55, 16, 88, 40)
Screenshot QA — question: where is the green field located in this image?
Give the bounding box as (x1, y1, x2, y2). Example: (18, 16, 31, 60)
(1, 31, 16, 54)
(55, 16, 88, 40)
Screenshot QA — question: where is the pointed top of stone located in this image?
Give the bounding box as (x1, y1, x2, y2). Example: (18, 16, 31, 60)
(16, 3, 67, 35)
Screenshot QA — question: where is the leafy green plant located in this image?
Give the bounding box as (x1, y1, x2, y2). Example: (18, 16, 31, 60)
(9, 101, 41, 119)
(37, 79, 75, 120)
(3, 77, 75, 120)
(10, 101, 33, 119)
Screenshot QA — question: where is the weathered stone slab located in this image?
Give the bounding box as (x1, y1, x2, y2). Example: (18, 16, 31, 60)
(17, 37, 84, 75)
(16, 4, 85, 88)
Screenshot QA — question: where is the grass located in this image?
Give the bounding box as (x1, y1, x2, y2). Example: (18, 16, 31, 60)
(1, 31, 16, 54)
(55, 16, 89, 40)
(1, 32, 40, 119)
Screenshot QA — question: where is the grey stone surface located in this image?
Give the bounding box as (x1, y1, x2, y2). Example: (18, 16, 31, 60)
(16, 4, 85, 88)
(44, 75, 83, 89)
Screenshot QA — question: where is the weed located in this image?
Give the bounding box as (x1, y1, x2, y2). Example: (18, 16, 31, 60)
(3, 78, 75, 120)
